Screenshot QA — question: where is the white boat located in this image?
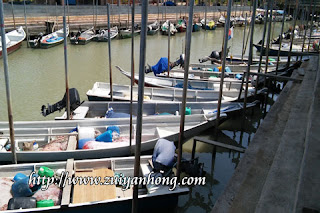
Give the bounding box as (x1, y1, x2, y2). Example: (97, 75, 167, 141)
(147, 21, 160, 35)
(55, 101, 258, 120)
(116, 66, 250, 91)
(119, 27, 140, 39)
(0, 113, 220, 162)
(0, 156, 188, 212)
(94, 26, 119, 41)
(86, 82, 253, 102)
(161, 20, 177, 35)
(70, 27, 96, 45)
(0, 26, 26, 57)
(40, 27, 69, 48)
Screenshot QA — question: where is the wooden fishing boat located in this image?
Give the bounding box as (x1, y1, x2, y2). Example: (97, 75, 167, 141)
(0, 26, 25, 57)
(40, 27, 69, 49)
(0, 156, 188, 212)
(253, 42, 319, 56)
(200, 19, 216, 30)
(70, 27, 96, 45)
(176, 19, 187, 33)
(192, 23, 202, 32)
(147, 21, 160, 35)
(161, 21, 177, 35)
(116, 66, 249, 91)
(94, 26, 118, 42)
(119, 27, 140, 39)
(55, 101, 258, 120)
(86, 82, 253, 102)
(0, 114, 219, 162)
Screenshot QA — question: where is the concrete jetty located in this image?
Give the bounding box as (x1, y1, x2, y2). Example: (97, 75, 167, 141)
(211, 56, 320, 213)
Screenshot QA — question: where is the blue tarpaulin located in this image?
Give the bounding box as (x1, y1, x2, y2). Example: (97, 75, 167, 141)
(152, 57, 169, 75)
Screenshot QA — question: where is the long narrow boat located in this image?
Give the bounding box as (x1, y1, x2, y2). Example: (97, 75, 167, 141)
(200, 19, 216, 30)
(70, 27, 96, 45)
(119, 27, 140, 39)
(161, 20, 177, 35)
(253, 42, 319, 56)
(0, 114, 219, 162)
(147, 21, 160, 35)
(40, 27, 69, 49)
(94, 26, 118, 41)
(0, 156, 188, 212)
(86, 82, 253, 102)
(0, 26, 25, 57)
(55, 101, 258, 120)
(116, 66, 250, 91)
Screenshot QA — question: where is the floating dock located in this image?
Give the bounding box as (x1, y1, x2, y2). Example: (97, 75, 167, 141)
(212, 56, 320, 212)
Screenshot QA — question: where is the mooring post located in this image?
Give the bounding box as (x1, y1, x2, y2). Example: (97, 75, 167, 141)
(168, 20, 171, 77)
(0, 0, 16, 164)
(263, 0, 273, 87)
(23, 0, 29, 48)
(216, 0, 232, 128)
(241, 13, 248, 61)
(131, 0, 148, 211)
(275, 0, 288, 75)
(63, 2, 71, 120)
(177, 0, 194, 181)
(307, 0, 315, 53)
(204, 0, 207, 31)
(107, 4, 113, 102)
(243, 0, 257, 115)
(129, 0, 135, 153)
(300, 2, 311, 60)
(287, 0, 300, 69)
(55, 2, 58, 28)
(254, 0, 270, 97)
(10, 1, 16, 29)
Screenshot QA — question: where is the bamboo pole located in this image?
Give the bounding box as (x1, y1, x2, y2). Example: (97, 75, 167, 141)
(10, 2, 16, 29)
(107, 4, 113, 101)
(168, 20, 171, 77)
(23, 0, 29, 48)
(63, 1, 71, 120)
(177, 0, 195, 181)
(243, 0, 257, 114)
(215, 0, 232, 127)
(287, 0, 299, 69)
(307, 1, 315, 52)
(130, 0, 135, 152)
(263, 0, 273, 87)
(132, 0, 148, 211)
(275, 0, 288, 75)
(241, 13, 248, 61)
(0, 0, 16, 164)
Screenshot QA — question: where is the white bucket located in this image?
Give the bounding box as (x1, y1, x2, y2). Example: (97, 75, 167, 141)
(78, 127, 95, 140)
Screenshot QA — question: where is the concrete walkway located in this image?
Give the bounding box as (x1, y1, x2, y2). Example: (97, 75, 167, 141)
(211, 56, 320, 213)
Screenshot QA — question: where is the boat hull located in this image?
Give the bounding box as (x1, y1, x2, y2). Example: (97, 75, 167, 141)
(192, 24, 201, 32)
(0, 41, 22, 57)
(119, 31, 139, 39)
(40, 40, 64, 49)
(253, 44, 319, 56)
(70, 38, 93, 45)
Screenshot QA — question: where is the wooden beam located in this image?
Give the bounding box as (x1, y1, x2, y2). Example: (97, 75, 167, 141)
(61, 158, 74, 206)
(193, 136, 246, 153)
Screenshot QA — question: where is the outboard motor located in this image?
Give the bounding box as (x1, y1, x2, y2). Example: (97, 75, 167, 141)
(171, 54, 185, 69)
(41, 88, 81, 117)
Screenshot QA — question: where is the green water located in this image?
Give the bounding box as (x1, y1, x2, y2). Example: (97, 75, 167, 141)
(0, 22, 288, 212)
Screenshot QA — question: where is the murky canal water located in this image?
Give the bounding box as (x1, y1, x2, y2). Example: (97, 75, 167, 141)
(0, 22, 289, 212)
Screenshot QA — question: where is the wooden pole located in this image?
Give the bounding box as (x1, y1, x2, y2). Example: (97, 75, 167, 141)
(167, 20, 171, 77)
(63, 1, 71, 120)
(287, 0, 299, 69)
(130, 0, 135, 152)
(177, 0, 195, 181)
(132, 0, 148, 211)
(23, 0, 29, 48)
(307, 0, 315, 52)
(0, 0, 16, 164)
(215, 0, 232, 128)
(55, 2, 58, 28)
(243, 0, 257, 115)
(107, 4, 113, 101)
(241, 13, 248, 61)
(10, 2, 16, 29)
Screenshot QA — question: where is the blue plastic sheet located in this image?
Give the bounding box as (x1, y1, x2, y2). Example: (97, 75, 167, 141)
(152, 57, 169, 75)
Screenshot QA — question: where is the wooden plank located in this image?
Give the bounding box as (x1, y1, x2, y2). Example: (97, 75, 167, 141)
(66, 136, 77, 151)
(72, 168, 116, 204)
(61, 158, 74, 206)
(194, 136, 245, 153)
